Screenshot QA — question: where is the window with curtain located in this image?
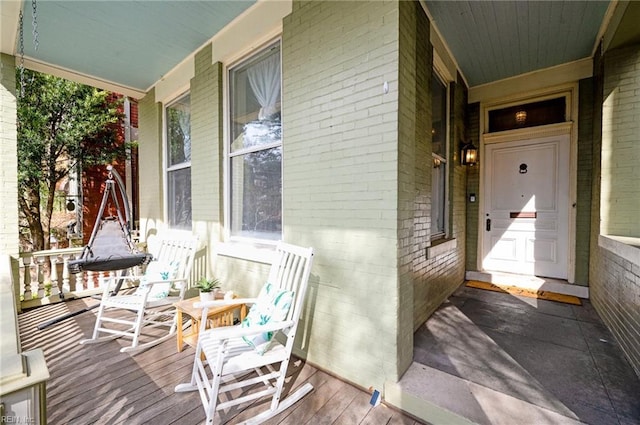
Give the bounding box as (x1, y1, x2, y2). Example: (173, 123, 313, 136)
(165, 93, 192, 229)
(228, 42, 282, 240)
(431, 73, 448, 239)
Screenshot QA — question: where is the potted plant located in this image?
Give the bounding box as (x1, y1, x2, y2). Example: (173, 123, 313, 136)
(196, 277, 221, 302)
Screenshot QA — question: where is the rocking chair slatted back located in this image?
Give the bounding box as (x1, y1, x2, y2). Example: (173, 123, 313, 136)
(79, 234, 199, 354)
(174, 241, 315, 424)
(151, 237, 199, 292)
(267, 244, 312, 324)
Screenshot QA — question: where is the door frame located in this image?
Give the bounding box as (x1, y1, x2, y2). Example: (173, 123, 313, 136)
(477, 84, 578, 283)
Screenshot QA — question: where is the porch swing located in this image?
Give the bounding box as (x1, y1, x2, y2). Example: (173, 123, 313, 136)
(68, 165, 151, 274)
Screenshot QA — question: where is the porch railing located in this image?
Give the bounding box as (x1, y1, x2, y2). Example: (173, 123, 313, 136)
(18, 248, 116, 310)
(18, 244, 207, 310)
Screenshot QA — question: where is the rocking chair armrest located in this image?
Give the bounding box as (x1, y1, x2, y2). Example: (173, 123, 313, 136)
(201, 320, 295, 341)
(140, 277, 188, 286)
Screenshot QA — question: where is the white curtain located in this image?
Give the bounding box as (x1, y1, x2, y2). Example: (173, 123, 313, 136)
(247, 53, 280, 120)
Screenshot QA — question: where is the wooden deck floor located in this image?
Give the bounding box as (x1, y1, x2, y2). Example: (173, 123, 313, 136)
(18, 298, 422, 425)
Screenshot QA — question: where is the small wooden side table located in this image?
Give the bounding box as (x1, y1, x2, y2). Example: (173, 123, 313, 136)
(174, 296, 247, 352)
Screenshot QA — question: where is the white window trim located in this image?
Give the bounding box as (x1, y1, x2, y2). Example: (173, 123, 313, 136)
(431, 69, 451, 241)
(163, 91, 192, 230)
(222, 38, 283, 250)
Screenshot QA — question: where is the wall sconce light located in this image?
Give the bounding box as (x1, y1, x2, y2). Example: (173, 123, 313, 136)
(515, 110, 527, 125)
(460, 141, 478, 166)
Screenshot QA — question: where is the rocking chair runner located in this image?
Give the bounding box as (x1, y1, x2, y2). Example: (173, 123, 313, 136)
(79, 235, 199, 353)
(175, 242, 314, 424)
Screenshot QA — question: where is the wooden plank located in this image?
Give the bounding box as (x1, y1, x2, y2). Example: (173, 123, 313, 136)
(361, 403, 396, 425)
(332, 387, 373, 424)
(296, 377, 362, 425)
(465, 280, 582, 305)
(17, 299, 422, 425)
(264, 370, 342, 425)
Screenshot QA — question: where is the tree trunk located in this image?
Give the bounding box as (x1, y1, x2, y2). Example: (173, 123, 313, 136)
(20, 184, 45, 251)
(42, 175, 58, 251)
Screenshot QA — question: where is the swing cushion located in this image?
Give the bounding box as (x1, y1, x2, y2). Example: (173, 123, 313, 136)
(241, 282, 294, 354)
(135, 260, 180, 299)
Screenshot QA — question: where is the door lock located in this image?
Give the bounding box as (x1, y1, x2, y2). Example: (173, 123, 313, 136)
(486, 218, 491, 231)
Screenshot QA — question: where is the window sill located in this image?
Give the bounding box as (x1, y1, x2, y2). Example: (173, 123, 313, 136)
(217, 241, 276, 264)
(427, 238, 457, 260)
(599, 235, 640, 266)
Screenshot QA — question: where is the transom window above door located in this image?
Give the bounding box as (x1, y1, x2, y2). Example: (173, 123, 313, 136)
(488, 97, 566, 133)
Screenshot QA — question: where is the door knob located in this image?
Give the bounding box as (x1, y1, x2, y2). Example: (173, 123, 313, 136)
(486, 218, 491, 231)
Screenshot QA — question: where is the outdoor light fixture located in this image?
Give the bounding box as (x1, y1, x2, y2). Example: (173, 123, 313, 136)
(461, 141, 478, 166)
(515, 110, 527, 125)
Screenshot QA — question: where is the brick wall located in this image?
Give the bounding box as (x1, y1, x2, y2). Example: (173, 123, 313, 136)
(404, 1, 468, 330)
(81, 93, 128, 245)
(590, 42, 640, 377)
(397, 0, 429, 376)
(0, 54, 19, 259)
(575, 78, 594, 285)
(191, 45, 223, 249)
(412, 70, 468, 328)
(591, 240, 640, 377)
(138, 0, 469, 391)
(0, 54, 20, 296)
(137, 88, 164, 239)
(283, 0, 402, 387)
(465, 102, 480, 271)
(600, 45, 640, 236)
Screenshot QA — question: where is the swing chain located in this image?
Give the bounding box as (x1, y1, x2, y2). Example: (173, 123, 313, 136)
(32, 0, 39, 52)
(18, 9, 25, 97)
(17, 0, 39, 98)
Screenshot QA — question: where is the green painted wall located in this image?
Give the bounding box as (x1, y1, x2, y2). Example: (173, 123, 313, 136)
(137, 0, 470, 392)
(600, 45, 640, 237)
(0, 54, 20, 313)
(397, 0, 429, 375)
(282, 0, 402, 388)
(465, 102, 480, 272)
(190, 46, 223, 278)
(137, 87, 164, 239)
(575, 78, 594, 285)
(590, 42, 640, 377)
(0, 54, 19, 261)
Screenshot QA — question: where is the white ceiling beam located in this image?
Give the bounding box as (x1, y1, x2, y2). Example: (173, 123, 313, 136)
(24, 57, 147, 99)
(468, 58, 593, 104)
(0, 0, 21, 56)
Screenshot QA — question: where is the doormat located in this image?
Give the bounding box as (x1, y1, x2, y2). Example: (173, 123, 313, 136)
(466, 280, 582, 305)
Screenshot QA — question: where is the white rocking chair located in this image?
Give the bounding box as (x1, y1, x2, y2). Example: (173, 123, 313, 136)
(80, 235, 199, 353)
(175, 242, 314, 424)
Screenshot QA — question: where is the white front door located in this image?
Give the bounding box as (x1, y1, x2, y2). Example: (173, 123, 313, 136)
(482, 134, 570, 279)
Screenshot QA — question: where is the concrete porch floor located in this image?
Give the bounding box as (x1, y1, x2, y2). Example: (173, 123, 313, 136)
(388, 283, 640, 425)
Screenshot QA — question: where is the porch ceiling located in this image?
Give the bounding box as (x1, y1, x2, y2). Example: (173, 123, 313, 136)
(1, 1, 636, 98)
(423, 1, 611, 87)
(0, 0, 255, 97)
